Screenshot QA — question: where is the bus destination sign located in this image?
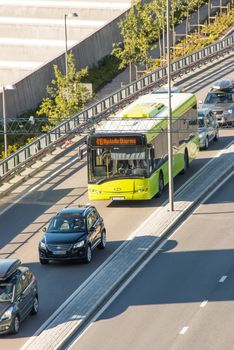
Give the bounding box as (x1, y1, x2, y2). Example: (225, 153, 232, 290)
(96, 137, 137, 146)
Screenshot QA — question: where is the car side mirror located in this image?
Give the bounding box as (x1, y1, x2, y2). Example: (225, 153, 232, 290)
(198, 100, 203, 104)
(42, 227, 47, 232)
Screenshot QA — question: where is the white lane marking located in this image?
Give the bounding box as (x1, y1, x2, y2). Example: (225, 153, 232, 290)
(171, 140, 234, 200)
(219, 275, 227, 283)
(200, 169, 234, 205)
(129, 142, 234, 243)
(34, 164, 234, 349)
(0, 153, 82, 216)
(179, 326, 189, 335)
(161, 169, 234, 242)
(65, 237, 170, 349)
(183, 62, 234, 91)
(200, 300, 208, 308)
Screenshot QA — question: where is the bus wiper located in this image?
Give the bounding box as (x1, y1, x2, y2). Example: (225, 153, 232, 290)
(96, 175, 120, 184)
(96, 178, 106, 184)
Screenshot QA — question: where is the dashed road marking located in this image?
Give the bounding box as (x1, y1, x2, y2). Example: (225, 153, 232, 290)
(180, 326, 189, 335)
(219, 275, 227, 283)
(200, 300, 208, 308)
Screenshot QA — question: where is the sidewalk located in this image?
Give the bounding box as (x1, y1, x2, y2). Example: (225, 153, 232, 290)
(21, 141, 234, 350)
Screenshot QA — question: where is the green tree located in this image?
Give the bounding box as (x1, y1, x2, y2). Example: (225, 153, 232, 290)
(150, 0, 167, 59)
(37, 52, 91, 125)
(112, 1, 153, 82)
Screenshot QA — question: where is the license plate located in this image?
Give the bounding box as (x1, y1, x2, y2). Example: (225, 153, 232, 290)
(53, 251, 66, 255)
(112, 197, 125, 200)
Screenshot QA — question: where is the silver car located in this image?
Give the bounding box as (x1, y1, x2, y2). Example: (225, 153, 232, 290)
(199, 79, 234, 126)
(198, 108, 219, 149)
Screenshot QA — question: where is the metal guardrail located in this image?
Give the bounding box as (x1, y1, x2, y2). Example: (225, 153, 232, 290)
(0, 34, 233, 182)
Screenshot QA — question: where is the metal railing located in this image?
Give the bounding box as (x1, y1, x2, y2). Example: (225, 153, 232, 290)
(0, 34, 233, 182)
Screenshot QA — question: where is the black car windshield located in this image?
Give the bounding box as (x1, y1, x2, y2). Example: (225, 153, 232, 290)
(0, 283, 14, 302)
(47, 216, 85, 233)
(204, 91, 233, 104)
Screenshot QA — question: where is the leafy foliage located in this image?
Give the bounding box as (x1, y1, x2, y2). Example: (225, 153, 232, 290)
(112, 0, 210, 70)
(112, 0, 154, 69)
(37, 52, 91, 125)
(83, 55, 122, 91)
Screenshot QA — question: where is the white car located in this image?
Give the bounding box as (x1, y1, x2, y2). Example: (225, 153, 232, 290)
(198, 108, 219, 149)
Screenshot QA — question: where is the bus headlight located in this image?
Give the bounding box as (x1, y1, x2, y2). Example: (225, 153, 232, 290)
(137, 188, 148, 192)
(90, 189, 101, 194)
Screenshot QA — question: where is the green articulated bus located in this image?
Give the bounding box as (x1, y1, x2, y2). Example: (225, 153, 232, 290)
(87, 90, 199, 200)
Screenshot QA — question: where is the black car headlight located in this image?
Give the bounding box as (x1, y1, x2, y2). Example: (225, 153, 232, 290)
(73, 240, 85, 249)
(0, 306, 14, 321)
(39, 241, 46, 249)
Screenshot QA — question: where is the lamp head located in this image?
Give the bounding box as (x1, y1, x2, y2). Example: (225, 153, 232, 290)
(65, 12, 79, 18)
(1, 85, 16, 92)
(5, 85, 16, 90)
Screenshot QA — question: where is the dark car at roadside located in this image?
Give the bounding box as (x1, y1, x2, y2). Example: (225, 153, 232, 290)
(0, 259, 38, 335)
(39, 205, 106, 264)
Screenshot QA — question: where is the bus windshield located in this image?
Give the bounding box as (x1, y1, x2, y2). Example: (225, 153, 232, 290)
(88, 146, 148, 183)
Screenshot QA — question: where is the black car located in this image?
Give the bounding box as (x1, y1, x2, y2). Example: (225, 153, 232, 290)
(39, 205, 106, 264)
(0, 259, 38, 335)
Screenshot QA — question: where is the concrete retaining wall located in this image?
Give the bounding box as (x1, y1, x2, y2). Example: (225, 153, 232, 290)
(0, 11, 126, 118)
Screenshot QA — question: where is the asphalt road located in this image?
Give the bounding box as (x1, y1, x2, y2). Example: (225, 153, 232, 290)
(0, 65, 233, 350)
(68, 172, 234, 350)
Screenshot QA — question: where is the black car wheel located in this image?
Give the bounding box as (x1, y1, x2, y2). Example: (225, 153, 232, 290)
(83, 245, 92, 264)
(98, 230, 106, 249)
(40, 258, 48, 265)
(11, 315, 20, 334)
(30, 296, 39, 315)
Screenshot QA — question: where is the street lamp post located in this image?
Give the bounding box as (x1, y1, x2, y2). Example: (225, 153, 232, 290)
(166, 0, 174, 212)
(2, 85, 16, 158)
(64, 12, 78, 78)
